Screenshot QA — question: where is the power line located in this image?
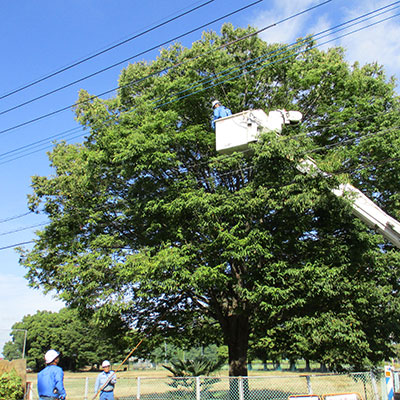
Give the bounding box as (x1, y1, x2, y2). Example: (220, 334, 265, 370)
(0, 1, 333, 166)
(0, 126, 82, 159)
(2, 6, 400, 250)
(0, 0, 331, 118)
(153, 0, 400, 108)
(0, 131, 85, 166)
(0, 0, 263, 126)
(0, 0, 215, 102)
(154, 9, 400, 109)
(0, 1, 395, 164)
(1, 1, 397, 171)
(0, 126, 85, 165)
(0, 212, 31, 224)
(0, 241, 34, 251)
(2, 121, 399, 250)
(83, 0, 334, 109)
(0, 222, 47, 237)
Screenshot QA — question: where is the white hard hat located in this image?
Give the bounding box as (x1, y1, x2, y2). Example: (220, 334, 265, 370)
(45, 349, 60, 364)
(102, 360, 111, 368)
(212, 100, 220, 107)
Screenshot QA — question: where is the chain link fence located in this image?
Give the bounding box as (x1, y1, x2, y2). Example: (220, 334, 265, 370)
(25, 371, 385, 400)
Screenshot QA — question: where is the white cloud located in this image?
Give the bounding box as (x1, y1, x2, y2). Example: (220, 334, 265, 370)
(0, 274, 63, 357)
(249, 0, 400, 84)
(253, 0, 330, 44)
(337, 1, 400, 80)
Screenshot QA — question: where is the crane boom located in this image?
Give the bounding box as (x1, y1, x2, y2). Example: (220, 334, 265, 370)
(215, 109, 400, 248)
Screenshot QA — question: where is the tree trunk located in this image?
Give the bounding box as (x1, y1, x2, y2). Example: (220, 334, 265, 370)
(222, 314, 249, 377)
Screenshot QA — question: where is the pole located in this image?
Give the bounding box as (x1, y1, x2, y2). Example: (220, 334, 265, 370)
(12, 329, 28, 359)
(22, 330, 27, 359)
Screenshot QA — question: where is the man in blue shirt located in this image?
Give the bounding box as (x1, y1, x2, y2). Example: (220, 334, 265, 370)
(211, 100, 232, 129)
(94, 360, 117, 400)
(37, 349, 67, 400)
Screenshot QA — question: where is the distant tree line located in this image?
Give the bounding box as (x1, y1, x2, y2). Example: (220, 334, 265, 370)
(4, 308, 398, 372)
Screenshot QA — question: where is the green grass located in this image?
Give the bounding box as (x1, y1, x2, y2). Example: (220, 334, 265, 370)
(26, 370, 379, 400)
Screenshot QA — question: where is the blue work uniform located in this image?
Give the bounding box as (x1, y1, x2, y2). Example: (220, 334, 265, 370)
(37, 364, 66, 399)
(212, 105, 232, 129)
(95, 370, 117, 400)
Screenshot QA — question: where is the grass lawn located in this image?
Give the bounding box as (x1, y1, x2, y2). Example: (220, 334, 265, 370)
(27, 369, 378, 400)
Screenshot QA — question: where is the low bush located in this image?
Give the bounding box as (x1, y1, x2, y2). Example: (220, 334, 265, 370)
(0, 369, 24, 400)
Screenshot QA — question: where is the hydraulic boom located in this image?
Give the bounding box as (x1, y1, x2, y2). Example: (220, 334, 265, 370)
(215, 109, 400, 248)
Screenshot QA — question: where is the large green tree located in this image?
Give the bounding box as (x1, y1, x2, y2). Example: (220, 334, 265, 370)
(20, 24, 400, 375)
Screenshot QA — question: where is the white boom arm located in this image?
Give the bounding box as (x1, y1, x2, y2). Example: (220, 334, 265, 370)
(215, 109, 400, 248)
(298, 158, 400, 248)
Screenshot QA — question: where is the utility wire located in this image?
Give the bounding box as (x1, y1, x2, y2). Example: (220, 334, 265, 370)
(0, 126, 82, 159)
(81, 0, 334, 108)
(153, 1, 400, 108)
(0, 1, 395, 165)
(2, 128, 399, 251)
(156, 12, 400, 110)
(0, 241, 34, 251)
(0, 0, 393, 137)
(0, 2, 333, 163)
(0, 222, 47, 237)
(0, 127, 85, 165)
(0, 0, 215, 102)
(0, 2, 396, 165)
(0, 0, 330, 117)
(0, 131, 85, 166)
(0, 212, 31, 224)
(3, 6, 400, 248)
(0, 0, 263, 123)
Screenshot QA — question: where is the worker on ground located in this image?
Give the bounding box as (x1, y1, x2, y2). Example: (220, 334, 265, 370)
(37, 349, 67, 400)
(211, 99, 232, 129)
(94, 360, 117, 400)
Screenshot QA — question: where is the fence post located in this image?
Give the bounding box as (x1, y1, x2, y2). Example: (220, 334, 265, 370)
(137, 376, 141, 400)
(238, 377, 244, 400)
(25, 381, 33, 400)
(370, 371, 380, 400)
(84, 377, 89, 400)
(306, 375, 312, 394)
(196, 376, 201, 400)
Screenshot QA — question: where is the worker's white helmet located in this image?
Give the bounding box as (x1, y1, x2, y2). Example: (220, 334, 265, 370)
(212, 100, 220, 107)
(45, 349, 60, 364)
(287, 110, 302, 123)
(102, 360, 111, 368)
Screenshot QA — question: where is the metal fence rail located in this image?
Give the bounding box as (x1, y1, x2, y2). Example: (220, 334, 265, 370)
(27, 371, 382, 400)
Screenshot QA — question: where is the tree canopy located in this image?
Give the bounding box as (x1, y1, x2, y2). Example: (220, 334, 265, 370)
(20, 24, 400, 375)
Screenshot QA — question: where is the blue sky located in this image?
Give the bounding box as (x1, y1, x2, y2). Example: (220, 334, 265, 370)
(1, 0, 399, 356)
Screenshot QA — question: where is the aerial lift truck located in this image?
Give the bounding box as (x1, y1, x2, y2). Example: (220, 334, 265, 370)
(215, 109, 400, 249)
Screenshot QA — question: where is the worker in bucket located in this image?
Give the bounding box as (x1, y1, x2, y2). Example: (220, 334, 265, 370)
(94, 360, 117, 400)
(211, 99, 232, 129)
(37, 349, 67, 400)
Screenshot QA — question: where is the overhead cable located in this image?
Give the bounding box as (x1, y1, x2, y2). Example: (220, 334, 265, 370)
(0, 0, 215, 101)
(0, 2, 397, 163)
(0, 212, 31, 224)
(0, 0, 330, 117)
(0, 0, 333, 165)
(156, 10, 400, 109)
(0, 222, 48, 237)
(0, 241, 34, 251)
(0, 0, 263, 123)
(0, 0, 393, 136)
